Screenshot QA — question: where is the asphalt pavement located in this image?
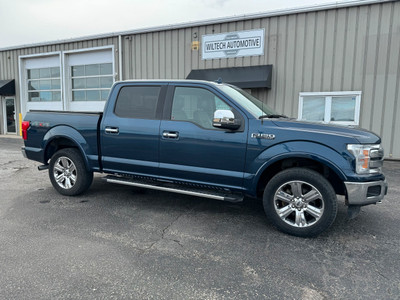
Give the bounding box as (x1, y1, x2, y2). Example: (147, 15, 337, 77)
(0, 136, 399, 299)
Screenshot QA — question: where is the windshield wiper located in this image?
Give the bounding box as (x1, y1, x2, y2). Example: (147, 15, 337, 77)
(259, 114, 288, 119)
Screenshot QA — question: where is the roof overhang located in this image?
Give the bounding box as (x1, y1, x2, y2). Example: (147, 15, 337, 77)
(186, 65, 272, 89)
(0, 79, 15, 96)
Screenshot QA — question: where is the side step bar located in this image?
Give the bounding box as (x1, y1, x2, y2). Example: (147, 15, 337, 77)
(104, 175, 244, 203)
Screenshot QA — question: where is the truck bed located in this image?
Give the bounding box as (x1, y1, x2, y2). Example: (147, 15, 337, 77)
(23, 110, 102, 170)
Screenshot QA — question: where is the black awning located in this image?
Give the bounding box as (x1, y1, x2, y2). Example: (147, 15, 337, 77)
(186, 65, 272, 89)
(0, 79, 15, 96)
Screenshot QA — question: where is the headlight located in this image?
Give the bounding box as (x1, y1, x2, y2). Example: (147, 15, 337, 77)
(347, 144, 384, 174)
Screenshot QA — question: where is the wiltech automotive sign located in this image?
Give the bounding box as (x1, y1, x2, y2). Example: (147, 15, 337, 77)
(202, 29, 265, 60)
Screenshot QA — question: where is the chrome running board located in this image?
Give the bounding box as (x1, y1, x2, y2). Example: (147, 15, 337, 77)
(104, 175, 243, 203)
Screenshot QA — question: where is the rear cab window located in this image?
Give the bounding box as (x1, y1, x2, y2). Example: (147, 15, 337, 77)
(114, 86, 162, 119)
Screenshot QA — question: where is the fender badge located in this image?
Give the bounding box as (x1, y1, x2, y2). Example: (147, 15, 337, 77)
(251, 133, 275, 140)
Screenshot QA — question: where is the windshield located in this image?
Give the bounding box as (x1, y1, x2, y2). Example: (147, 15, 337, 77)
(217, 84, 278, 118)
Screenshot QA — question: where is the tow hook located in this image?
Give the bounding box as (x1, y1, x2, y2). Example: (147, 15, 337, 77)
(347, 205, 361, 219)
(38, 164, 49, 171)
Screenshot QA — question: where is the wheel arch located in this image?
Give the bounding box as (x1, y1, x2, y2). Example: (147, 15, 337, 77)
(251, 142, 351, 199)
(42, 126, 91, 171)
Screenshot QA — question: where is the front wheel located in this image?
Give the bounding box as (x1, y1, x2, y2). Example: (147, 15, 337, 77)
(49, 148, 93, 196)
(263, 168, 337, 237)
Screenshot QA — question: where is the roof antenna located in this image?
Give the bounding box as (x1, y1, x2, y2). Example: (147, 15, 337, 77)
(216, 77, 222, 84)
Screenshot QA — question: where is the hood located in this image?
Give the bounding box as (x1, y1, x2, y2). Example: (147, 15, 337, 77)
(271, 119, 381, 144)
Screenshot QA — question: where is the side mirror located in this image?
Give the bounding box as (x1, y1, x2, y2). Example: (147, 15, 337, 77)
(212, 109, 241, 130)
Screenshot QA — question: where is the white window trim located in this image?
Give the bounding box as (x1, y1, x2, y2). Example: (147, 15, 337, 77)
(63, 45, 115, 112)
(18, 47, 115, 116)
(298, 91, 361, 126)
(18, 51, 63, 116)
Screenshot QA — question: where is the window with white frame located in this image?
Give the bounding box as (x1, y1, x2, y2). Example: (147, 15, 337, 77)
(298, 92, 361, 126)
(71, 62, 113, 101)
(20, 53, 63, 115)
(64, 47, 114, 111)
(27, 66, 61, 102)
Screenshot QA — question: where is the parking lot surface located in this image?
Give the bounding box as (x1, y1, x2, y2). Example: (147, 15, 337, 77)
(0, 136, 399, 299)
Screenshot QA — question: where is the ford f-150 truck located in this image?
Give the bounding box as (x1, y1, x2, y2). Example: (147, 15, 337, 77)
(21, 80, 388, 237)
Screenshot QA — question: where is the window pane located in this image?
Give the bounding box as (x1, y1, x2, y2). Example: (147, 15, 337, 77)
(28, 80, 39, 91)
(101, 90, 109, 101)
(40, 80, 51, 90)
(100, 63, 112, 75)
(28, 92, 40, 102)
(87, 90, 100, 101)
(51, 67, 60, 78)
(40, 68, 51, 78)
(40, 91, 52, 101)
(331, 96, 356, 122)
(52, 91, 61, 101)
(73, 91, 86, 101)
(72, 65, 84, 77)
(28, 69, 40, 79)
(72, 78, 85, 89)
(215, 97, 231, 110)
(114, 86, 161, 119)
(171, 87, 217, 129)
(86, 77, 100, 89)
(86, 64, 100, 76)
(302, 97, 325, 121)
(51, 79, 61, 89)
(100, 76, 113, 88)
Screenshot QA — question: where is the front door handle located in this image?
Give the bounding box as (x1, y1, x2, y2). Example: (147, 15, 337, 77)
(162, 131, 179, 139)
(105, 127, 119, 134)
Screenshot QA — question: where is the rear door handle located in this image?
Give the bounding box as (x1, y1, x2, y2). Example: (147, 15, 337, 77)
(162, 131, 179, 139)
(105, 127, 119, 134)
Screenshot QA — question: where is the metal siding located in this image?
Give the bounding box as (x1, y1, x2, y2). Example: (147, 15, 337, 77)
(267, 16, 279, 109)
(191, 27, 200, 72)
(362, 5, 379, 131)
(159, 31, 166, 79)
(388, 1, 400, 158)
(141, 34, 147, 79)
(373, 3, 391, 137)
(153, 32, 160, 79)
(171, 30, 179, 79)
(284, 14, 296, 117)
(302, 13, 313, 93)
(333, 9, 347, 90)
(343, 8, 357, 91)
(276, 16, 288, 114)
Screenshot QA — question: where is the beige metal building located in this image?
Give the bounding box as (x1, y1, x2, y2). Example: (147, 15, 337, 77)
(0, 0, 399, 158)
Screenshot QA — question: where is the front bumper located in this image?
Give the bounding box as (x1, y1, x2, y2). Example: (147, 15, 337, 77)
(345, 180, 388, 206)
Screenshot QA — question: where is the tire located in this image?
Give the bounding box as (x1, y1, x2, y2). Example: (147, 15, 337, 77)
(263, 168, 337, 237)
(49, 148, 93, 196)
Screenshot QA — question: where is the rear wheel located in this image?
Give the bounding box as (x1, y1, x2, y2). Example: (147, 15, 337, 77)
(263, 168, 337, 237)
(49, 148, 93, 196)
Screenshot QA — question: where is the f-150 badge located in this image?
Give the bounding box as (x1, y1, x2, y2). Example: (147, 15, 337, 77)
(251, 133, 275, 140)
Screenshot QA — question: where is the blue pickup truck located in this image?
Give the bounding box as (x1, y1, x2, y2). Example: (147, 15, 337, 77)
(21, 80, 387, 237)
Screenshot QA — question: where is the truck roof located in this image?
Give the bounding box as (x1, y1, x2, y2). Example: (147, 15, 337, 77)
(115, 79, 223, 86)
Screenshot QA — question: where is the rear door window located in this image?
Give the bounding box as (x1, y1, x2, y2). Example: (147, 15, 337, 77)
(114, 86, 161, 119)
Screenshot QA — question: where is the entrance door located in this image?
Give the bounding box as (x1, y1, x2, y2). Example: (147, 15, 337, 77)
(2, 97, 16, 134)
